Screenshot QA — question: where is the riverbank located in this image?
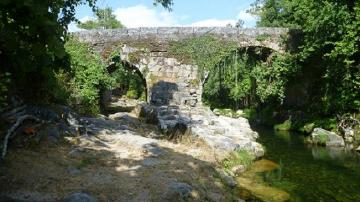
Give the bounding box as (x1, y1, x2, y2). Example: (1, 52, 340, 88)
(0, 100, 264, 201)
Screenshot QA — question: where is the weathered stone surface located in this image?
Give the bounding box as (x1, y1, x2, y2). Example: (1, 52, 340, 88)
(231, 165, 246, 175)
(217, 169, 237, 188)
(190, 110, 264, 158)
(310, 128, 345, 147)
(62, 193, 96, 202)
(162, 182, 193, 200)
(74, 27, 291, 107)
(74, 27, 289, 53)
(67, 166, 81, 175)
(135, 104, 264, 159)
(133, 103, 158, 124)
(36, 124, 61, 143)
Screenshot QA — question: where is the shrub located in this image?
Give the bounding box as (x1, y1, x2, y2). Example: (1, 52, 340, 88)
(58, 37, 115, 115)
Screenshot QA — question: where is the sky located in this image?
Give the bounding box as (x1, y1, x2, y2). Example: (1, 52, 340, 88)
(69, 0, 258, 32)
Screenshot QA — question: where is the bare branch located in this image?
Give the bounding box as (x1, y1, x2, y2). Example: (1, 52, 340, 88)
(1, 115, 40, 160)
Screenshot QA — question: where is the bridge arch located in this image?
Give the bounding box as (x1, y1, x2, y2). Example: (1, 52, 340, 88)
(106, 54, 148, 103)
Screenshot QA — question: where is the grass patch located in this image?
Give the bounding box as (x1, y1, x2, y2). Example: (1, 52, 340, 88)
(256, 33, 271, 42)
(222, 149, 255, 170)
(76, 157, 97, 169)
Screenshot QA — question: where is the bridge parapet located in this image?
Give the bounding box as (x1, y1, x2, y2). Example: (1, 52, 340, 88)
(75, 27, 289, 52)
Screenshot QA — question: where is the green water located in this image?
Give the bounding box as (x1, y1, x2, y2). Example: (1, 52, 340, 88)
(255, 127, 360, 202)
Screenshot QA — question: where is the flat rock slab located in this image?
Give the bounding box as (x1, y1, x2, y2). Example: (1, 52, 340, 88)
(152, 105, 264, 159)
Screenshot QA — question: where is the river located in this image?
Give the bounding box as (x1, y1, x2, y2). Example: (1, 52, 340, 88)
(239, 127, 360, 202)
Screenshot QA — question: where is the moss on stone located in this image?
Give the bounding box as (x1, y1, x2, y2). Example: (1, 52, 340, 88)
(128, 51, 142, 64)
(312, 133, 329, 146)
(302, 123, 315, 134)
(189, 79, 200, 87)
(274, 119, 292, 131)
(256, 33, 271, 42)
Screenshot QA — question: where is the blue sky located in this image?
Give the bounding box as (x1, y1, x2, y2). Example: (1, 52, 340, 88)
(70, 0, 258, 31)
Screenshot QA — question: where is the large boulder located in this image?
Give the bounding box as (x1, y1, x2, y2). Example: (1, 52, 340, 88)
(161, 182, 193, 201)
(310, 128, 345, 147)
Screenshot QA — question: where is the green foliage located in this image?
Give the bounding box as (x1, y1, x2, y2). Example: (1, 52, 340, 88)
(125, 90, 138, 99)
(252, 0, 360, 114)
(109, 52, 146, 100)
(78, 7, 125, 30)
(256, 33, 271, 42)
(302, 123, 315, 134)
(202, 47, 297, 110)
(0, 0, 172, 104)
(222, 149, 255, 170)
(274, 119, 292, 131)
(312, 133, 329, 146)
(169, 35, 238, 80)
(59, 37, 114, 114)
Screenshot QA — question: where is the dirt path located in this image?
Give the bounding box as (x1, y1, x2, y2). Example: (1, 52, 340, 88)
(0, 110, 241, 201)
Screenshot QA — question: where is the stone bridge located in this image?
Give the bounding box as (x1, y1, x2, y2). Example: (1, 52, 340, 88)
(74, 27, 292, 107)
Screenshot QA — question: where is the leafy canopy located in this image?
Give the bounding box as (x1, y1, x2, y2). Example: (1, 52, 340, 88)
(251, 0, 360, 113)
(0, 0, 172, 103)
(78, 7, 124, 30)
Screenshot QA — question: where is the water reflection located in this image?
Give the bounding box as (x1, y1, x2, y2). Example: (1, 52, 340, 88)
(311, 146, 345, 161)
(253, 127, 360, 201)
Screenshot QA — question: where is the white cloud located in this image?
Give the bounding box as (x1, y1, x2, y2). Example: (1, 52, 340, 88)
(237, 10, 257, 27)
(68, 4, 258, 32)
(114, 5, 179, 28)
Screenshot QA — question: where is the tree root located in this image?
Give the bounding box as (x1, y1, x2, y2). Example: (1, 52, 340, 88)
(1, 105, 26, 120)
(1, 115, 40, 160)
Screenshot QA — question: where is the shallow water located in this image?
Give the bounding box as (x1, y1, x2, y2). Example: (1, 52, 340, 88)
(253, 128, 360, 202)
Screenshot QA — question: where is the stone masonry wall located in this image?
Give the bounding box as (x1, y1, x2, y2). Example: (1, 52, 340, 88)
(74, 27, 290, 107)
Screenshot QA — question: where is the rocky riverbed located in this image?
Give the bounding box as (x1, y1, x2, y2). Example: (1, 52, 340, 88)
(0, 100, 263, 201)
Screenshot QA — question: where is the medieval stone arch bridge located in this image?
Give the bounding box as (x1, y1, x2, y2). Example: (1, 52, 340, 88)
(75, 27, 294, 107)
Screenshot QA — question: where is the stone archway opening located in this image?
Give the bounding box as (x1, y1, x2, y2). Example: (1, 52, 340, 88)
(101, 55, 148, 114)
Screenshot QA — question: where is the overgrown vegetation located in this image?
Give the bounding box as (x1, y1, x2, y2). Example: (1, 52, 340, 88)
(56, 37, 115, 114)
(170, 1, 359, 135)
(222, 149, 255, 170)
(169, 36, 238, 80)
(53, 38, 146, 115)
(0, 0, 172, 108)
(169, 36, 297, 110)
(77, 7, 125, 30)
(249, 0, 360, 127)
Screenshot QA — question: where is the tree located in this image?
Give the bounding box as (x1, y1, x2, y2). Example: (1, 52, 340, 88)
(78, 7, 124, 30)
(251, 0, 360, 113)
(0, 0, 173, 103)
